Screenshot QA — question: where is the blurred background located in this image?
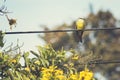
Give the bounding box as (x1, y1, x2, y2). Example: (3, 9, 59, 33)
(0, 0, 120, 80)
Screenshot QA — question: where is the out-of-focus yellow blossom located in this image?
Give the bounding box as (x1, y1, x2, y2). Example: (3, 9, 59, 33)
(10, 59, 17, 63)
(41, 69, 49, 73)
(41, 67, 46, 70)
(40, 77, 49, 80)
(55, 70, 63, 75)
(68, 74, 78, 80)
(40, 65, 95, 80)
(49, 65, 57, 69)
(24, 67, 30, 72)
(63, 64, 68, 67)
(72, 55, 79, 60)
(48, 65, 57, 72)
(41, 67, 53, 80)
(42, 72, 52, 78)
(34, 60, 40, 65)
(41, 65, 66, 80)
(79, 67, 94, 80)
(55, 75, 66, 80)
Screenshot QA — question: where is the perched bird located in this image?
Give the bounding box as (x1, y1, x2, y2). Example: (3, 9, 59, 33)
(5, 15, 17, 30)
(75, 18, 86, 43)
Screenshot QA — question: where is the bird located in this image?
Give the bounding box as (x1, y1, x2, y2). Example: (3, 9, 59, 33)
(5, 15, 17, 30)
(75, 18, 86, 43)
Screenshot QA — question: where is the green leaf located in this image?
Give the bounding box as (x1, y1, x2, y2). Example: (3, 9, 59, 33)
(14, 54, 21, 62)
(23, 52, 29, 58)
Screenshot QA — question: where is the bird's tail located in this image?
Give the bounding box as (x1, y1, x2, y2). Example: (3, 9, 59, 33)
(76, 30, 83, 43)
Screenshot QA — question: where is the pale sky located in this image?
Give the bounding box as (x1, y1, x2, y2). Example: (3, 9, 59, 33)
(1, 0, 120, 51)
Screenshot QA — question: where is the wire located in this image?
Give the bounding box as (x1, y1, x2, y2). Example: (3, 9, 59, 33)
(3, 27, 120, 35)
(89, 60, 120, 65)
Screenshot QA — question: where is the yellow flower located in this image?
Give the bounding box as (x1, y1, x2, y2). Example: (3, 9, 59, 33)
(41, 67, 49, 73)
(10, 59, 17, 63)
(24, 67, 30, 72)
(72, 55, 79, 60)
(47, 66, 57, 72)
(40, 77, 49, 80)
(41, 68, 52, 80)
(79, 68, 94, 80)
(42, 72, 51, 78)
(49, 65, 57, 69)
(41, 67, 46, 70)
(55, 75, 66, 80)
(34, 60, 40, 65)
(63, 64, 68, 67)
(69, 74, 78, 80)
(55, 70, 63, 75)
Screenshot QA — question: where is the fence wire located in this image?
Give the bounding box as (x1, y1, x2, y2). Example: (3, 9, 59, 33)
(89, 60, 120, 65)
(2, 27, 120, 35)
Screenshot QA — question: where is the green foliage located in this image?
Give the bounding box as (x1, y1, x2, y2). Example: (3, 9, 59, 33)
(0, 31, 4, 47)
(30, 44, 66, 68)
(0, 45, 95, 80)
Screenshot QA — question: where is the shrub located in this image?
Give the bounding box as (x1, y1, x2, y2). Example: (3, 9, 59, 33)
(0, 45, 94, 80)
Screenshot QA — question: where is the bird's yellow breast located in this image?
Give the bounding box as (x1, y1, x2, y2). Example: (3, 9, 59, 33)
(76, 19, 85, 30)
